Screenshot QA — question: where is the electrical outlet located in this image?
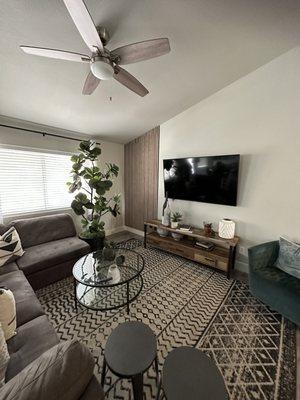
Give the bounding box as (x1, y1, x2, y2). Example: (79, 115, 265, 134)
(239, 246, 248, 256)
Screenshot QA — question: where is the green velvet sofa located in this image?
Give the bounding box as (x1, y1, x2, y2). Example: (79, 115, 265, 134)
(248, 241, 300, 326)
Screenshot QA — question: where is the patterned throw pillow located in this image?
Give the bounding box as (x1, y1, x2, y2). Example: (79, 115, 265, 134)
(0, 288, 16, 340)
(0, 227, 24, 267)
(275, 237, 300, 279)
(0, 322, 10, 387)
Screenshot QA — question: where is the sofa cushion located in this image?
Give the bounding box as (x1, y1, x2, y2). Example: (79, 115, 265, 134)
(17, 237, 90, 276)
(1, 340, 95, 400)
(0, 323, 10, 388)
(9, 214, 76, 248)
(0, 270, 44, 327)
(6, 315, 59, 381)
(0, 227, 25, 267)
(79, 376, 105, 400)
(0, 262, 19, 276)
(0, 288, 16, 340)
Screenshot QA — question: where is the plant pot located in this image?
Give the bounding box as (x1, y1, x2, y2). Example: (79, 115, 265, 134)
(79, 234, 105, 252)
(171, 221, 179, 229)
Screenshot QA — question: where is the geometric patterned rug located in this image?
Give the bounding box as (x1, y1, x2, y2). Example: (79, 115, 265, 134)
(36, 239, 297, 400)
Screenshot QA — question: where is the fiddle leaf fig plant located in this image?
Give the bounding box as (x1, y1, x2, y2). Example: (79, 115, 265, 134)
(67, 140, 120, 239)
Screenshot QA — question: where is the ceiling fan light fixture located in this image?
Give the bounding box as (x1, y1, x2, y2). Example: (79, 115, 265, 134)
(90, 56, 114, 80)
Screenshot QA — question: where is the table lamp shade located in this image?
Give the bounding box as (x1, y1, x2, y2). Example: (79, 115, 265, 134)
(219, 219, 235, 239)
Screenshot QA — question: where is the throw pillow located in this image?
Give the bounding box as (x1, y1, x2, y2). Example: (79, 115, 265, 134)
(0, 227, 24, 267)
(0, 288, 16, 340)
(0, 340, 100, 400)
(275, 237, 300, 279)
(0, 322, 10, 387)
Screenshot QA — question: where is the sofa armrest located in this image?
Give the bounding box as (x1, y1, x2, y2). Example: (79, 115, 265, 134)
(248, 241, 279, 273)
(0, 340, 96, 400)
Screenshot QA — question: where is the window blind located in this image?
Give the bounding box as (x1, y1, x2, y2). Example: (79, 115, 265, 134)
(0, 147, 73, 217)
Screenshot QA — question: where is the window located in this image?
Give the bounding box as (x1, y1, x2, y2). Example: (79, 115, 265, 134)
(0, 146, 73, 217)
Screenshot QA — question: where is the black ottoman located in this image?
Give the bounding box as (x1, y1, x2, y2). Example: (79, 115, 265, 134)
(157, 346, 228, 400)
(101, 321, 158, 400)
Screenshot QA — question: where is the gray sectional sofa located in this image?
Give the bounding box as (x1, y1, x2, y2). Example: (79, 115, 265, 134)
(0, 214, 104, 399)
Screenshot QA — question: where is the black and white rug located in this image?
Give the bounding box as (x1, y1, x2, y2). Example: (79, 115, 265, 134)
(36, 239, 297, 400)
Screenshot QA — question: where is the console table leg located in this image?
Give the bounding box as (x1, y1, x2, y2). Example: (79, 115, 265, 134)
(144, 224, 147, 248)
(228, 246, 237, 278)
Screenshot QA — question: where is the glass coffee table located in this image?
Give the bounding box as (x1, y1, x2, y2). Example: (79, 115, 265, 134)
(72, 248, 144, 314)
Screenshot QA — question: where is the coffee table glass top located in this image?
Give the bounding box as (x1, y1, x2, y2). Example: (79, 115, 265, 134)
(73, 248, 144, 287)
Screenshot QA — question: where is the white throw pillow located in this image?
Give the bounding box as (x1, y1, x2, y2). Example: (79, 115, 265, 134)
(0, 227, 24, 267)
(0, 322, 10, 387)
(0, 288, 16, 340)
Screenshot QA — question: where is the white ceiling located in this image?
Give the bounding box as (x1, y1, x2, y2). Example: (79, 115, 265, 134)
(1, 0, 300, 143)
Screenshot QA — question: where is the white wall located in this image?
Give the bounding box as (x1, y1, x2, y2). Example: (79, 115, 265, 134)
(158, 47, 300, 271)
(0, 118, 124, 235)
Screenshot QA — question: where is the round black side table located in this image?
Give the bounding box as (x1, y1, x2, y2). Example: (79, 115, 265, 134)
(157, 346, 228, 400)
(101, 321, 159, 400)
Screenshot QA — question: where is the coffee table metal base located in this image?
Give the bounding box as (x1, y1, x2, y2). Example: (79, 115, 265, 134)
(73, 275, 143, 314)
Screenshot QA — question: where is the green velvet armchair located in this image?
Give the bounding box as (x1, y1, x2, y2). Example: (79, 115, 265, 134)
(248, 241, 300, 326)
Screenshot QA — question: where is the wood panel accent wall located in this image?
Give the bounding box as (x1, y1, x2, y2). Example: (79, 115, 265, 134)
(125, 127, 160, 231)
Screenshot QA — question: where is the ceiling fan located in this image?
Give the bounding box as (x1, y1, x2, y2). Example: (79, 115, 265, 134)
(20, 0, 170, 97)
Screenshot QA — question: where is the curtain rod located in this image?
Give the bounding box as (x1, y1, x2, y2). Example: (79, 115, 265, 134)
(0, 124, 100, 145)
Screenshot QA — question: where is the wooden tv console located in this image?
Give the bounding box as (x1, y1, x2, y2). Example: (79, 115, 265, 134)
(144, 219, 239, 278)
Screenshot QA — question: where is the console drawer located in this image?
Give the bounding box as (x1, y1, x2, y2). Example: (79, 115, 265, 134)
(194, 253, 216, 267)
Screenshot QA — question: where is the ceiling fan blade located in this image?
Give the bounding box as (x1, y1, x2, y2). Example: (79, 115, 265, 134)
(82, 71, 100, 95)
(20, 46, 90, 62)
(63, 0, 103, 52)
(111, 38, 170, 65)
(113, 66, 149, 97)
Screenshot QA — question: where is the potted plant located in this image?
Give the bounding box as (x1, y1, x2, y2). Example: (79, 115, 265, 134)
(171, 211, 182, 229)
(67, 140, 121, 251)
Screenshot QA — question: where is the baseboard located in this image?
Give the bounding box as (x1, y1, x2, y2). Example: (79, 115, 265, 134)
(235, 260, 249, 273)
(106, 225, 126, 236)
(124, 226, 144, 237)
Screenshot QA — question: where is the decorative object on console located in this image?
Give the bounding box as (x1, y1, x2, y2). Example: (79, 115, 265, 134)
(0, 287, 16, 340)
(179, 224, 192, 232)
(157, 227, 169, 237)
(203, 222, 214, 237)
(219, 219, 236, 239)
(0, 227, 24, 267)
(171, 232, 183, 241)
(68, 140, 120, 251)
(162, 192, 171, 226)
(275, 237, 300, 279)
(171, 211, 183, 229)
(195, 241, 215, 251)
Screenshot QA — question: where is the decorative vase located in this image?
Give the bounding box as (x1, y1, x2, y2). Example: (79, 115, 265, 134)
(107, 264, 121, 284)
(162, 193, 171, 226)
(219, 219, 235, 239)
(171, 221, 178, 229)
(203, 222, 213, 237)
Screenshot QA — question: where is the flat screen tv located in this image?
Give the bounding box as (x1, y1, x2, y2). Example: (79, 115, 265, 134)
(163, 154, 240, 206)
